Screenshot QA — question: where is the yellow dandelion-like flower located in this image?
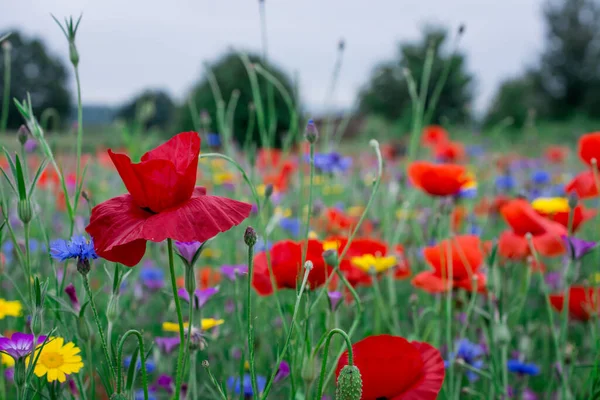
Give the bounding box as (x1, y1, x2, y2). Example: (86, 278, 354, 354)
(28, 338, 84, 383)
(0, 299, 23, 319)
(531, 197, 570, 214)
(162, 322, 190, 332)
(351, 254, 397, 273)
(162, 318, 224, 332)
(2, 353, 14, 367)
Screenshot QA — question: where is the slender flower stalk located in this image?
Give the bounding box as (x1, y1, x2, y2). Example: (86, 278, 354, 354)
(315, 328, 354, 399)
(167, 239, 186, 400)
(1, 40, 11, 133)
(244, 227, 259, 397)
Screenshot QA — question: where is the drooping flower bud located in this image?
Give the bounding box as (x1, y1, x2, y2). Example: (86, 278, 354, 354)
(244, 226, 257, 247)
(305, 119, 319, 144)
(335, 365, 362, 400)
(264, 183, 274, 199)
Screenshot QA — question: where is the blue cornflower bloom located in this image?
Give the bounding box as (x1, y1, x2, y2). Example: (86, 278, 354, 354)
(531, 170, 551, 185)
(308, 152, 352, 174)
(124, 356, 156, 374)
(134, 389, 157, 400)
(206, 133, 221, 147)
(507, 359, 540, 376)
(495, 175, 516, 191)
(140, 266, 165, 290)
(227, 374, 267, 397)
(279, 217, 301, 237)
(445, 339, 485, 382)
(50, 235, 98, 262)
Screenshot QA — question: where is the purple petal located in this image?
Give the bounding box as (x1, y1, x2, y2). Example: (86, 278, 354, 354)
(274, 360, 290, 383)
(175, 241, 202, 265)
(155, 337, 180, 354)
(327, 291, 343, 311)
(177, 288, 191, 303)
(195, 287, 219, 308)
(562, 235, 596, 260)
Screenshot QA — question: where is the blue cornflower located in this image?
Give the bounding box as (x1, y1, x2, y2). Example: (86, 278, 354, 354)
(279, 217, 301, 237)
(140, 266, 165, 290)
(134, 389, 157, 400)
(531, 170, 551, 185)
(309, 152, 352, 174)
(254, 238, 272, 252)
(495, 175, 516, 191)
(445, 339, 485, 382)
(227, 374, 267, 397)
(206, 133, 221, 147)
(124, 356, 156, 374)
(50, 235, 98, 262)
(507, 359, 540, 376)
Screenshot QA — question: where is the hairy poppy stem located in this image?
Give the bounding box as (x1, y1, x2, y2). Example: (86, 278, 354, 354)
(115, 329, 148, 399)
(315, 328, 354, 399)
(167, 238, 186, 400)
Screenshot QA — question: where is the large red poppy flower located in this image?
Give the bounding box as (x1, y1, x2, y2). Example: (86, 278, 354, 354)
(578, 132, 600, 168)
(549, 286, 600, 321)
(407, 161, 467, 197)
(252, 239, 331, 296)
(565, 170, 599, 199)
(336, 335, 445, 400)
(86, 132, 252, 267)
(498, 199, 566, 259)
(434, 140, 466, 163)
(422, 125, 449, 148)
(535, 204, 596, 233)
(412, 235, 487, 294)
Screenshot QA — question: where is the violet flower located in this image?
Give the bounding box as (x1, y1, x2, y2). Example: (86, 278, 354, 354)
(220, 264, 248, 281)
(64, 283, 81, 313)
(562, 235, 596, 261)
(175, 241, 203, 265)
(327, 291, 343, 312)
(0, 332, 47, 360)
(155, 337, 180, 354)
(177, 287, 219, 309)
(274, 361, 290, 383)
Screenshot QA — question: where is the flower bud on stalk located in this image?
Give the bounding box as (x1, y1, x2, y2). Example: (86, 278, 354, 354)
(184, 264, 196, 297)
(323, 250, 339, 267)
(31, 310, 44, 337)
(17, 125, 29, 145)
(106, 294, 119, 324)
(77, 258, 91, 276)
(244, 226, 257, 247)
(335, 365, 362, 400)
(305, 119, 319, 144)
(18, 199, 33, 224)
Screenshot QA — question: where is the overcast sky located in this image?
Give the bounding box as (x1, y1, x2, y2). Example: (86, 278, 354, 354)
(2, 0, 546, 114)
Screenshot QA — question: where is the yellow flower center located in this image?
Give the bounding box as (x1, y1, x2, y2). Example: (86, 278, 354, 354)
(40, 352, 64, 368)
(351, 254, 397, 273)
(323, 240, 341, 251)
(531, 197, 570, 214)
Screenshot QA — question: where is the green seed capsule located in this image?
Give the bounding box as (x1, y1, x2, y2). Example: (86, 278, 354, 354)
(335, 365, 362, 400)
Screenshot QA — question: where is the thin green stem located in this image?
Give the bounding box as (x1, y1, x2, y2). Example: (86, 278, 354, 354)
(23, 222, 33, 305)
(1, 44, 10, 133)
(302, 143, 315, 264)
(71, 66, 84, 232)
(167, 239, 186, 400)
(315, 328, 354, 399)
(115, 329, 148, 399)
(246, 243, 259, 397)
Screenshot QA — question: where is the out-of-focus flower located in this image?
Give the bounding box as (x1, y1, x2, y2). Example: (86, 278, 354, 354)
(274, 361, 290, 383)
(206, 133, 221, 147)
(562, 236, 596, 260)
(445, 339, 485, 381)
(220, 264, 248, 281)
(408, 161, 468, 197)
(28, 337, 84, 383)
(545, 146, 568, 164)
(565, 170, 598, 199)
(327, 291, 343, 312)
(177, 287, 219, 309)
(279, 217, 301, 237)
(124, 356, 156, 374)
(140, 265, 165, 290)
(531, 170, 551, 185)
(495, 175, 516, 192)
(507, 359, 540, 376)
(155, 337, 180, 354)
(308, 152, 352, 174)
(434, 140, 466, 163)
(64, 284, 81, 312)
(422, 125, 449, 148)
(0, 299, 22, 319)
(578, 132, 600, 168)
(531, 197, 595, 233)
(162, 318, 224, 332)
(549, 286, 600, 321)
(227, 374, 267, 397)
(351, 254, 397, 274)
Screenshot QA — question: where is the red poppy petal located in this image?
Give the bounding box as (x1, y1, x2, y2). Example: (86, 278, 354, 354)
(96, 240, 147, 267)
(565, 170, 599, 199)
(108, 151, 150, 208)
(411, 272, 450, 293)
(498, 230, 530, 260)
(532, 232, 565, 257)
(393, 341, 445, 400)
(141, 131, 200, 174)
(578, 132, 600, 167)
(251, 252, 275, 296)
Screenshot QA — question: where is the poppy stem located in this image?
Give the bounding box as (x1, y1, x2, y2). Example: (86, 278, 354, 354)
(246, 239, 260, 398)
(115, 329, 148, 399)
(167, 238, 186, 400)
(314, 328, 354, 399)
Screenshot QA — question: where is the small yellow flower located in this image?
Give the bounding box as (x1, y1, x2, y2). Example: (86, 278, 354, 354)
(347, 206, 364, 218)
(274, 206, 293, 218)
(1, 353, 14, 367)
(163, 319, 224, 332)
(162, 322, 189, 332)
(0, 299, 23, 319)
(212, 172, 235, 185)
(28, 337, 84, 383)
(531, 197, 570, 214)
(351, 254, 397, 273)
(244, 360, 250, 370)
(395, 209, 418, 220)
(202, 248, 221, 259)
(323, 240, 341, 251)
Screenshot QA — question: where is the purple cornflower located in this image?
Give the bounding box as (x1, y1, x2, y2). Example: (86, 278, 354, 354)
(50, 235, 97, 262)
(64, 283, 81, 312)
(327, 291, 343, 312)
(274, 361, 290, 383)
(177, 287, 219, 309)
(562, 235, 596, 261)
(175, 241, 203, 265)
(0, 332, 47, 360)
(155, 337, 180, 354)
(24, 138, 37, 153)
(220, 264, 248, 281)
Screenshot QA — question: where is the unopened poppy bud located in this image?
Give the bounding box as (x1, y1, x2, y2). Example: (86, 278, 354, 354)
(568, 192, 578, 209)
(77, 315, 90, 341)
(18, 199, 33, 224)
(184, 264, 196, 297)
(77, 258, 91, 276)
(494, 322, 511, 346)
(264, 183, 274, 199)
(323, 249, 339, 267)
(244, 226, 257, 247)
(81, 190, 91, 202)
(17, 125, 29, 145)
(305, 119, 319, 144)
(335, 365, 362, 400)
(14, 358, 26, 387)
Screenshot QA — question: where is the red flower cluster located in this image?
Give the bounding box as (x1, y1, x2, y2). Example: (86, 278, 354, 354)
(336, 335, 445, 400)
(566, 132, 600, 199)
(86, 132, 252, 267)
(421, 125, 466, 163)
(412, 235, 487, 293)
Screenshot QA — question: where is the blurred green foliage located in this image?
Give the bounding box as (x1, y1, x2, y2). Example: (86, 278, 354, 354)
(115, 89, 175, 131)
(0, 31, 71, 130)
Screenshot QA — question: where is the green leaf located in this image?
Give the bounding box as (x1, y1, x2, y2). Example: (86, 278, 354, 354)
(0, 167, 17, 195)
(125, 346, 140, 391)
(28, 158, 49, 198)
(14, 154, 27, 201)
(2, 147, 18, 183)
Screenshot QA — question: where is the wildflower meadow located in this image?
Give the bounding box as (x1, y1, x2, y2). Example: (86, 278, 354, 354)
(1, 4, 600, 400)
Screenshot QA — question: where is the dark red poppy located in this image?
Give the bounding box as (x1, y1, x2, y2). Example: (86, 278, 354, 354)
(578, 132, 600, 168)
(407, 161, 467, 197)
(252, 239, 331, 296)
(498, 199, 566, 259)
(549, 286, 600, 321)
(336, 335, 445, 400)
(535, 204, 596, 233)
(545, 146, 568, 164)
(565, 170, 599, 199)
(434, 140, 466, 163)
(422, 125, 449, 148)
(86, 132, 252, 267)
(412, 235, 487, 294)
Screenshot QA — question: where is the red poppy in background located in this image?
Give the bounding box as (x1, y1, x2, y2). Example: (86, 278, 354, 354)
(38, 169, 60, 189)
(252, 239, 330, 296)
(408, 161, 467, 197)
(565, 170, 599, 199)
(199, 267, 222, 289)
(545, 146, 568, 164)
(263, 161, 295, 192)
(422, 125, 449, 148)
(535, 204, 596, 233)
(393, 244, 411, 280)
(336, 335, 445, 400)
(498, 199, 566, 259)
(326, 236, 390, 287)
(549, 286, 600, 321)
(412, 235, 487, 294)
(578, 132, 600, 168)
(256, 148, 284, 169)
(319, 208, 374, 236)
(86, 132, 252, 267)
(434, 140, 466, 163)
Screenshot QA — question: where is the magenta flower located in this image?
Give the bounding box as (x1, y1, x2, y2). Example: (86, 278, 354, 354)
(64, 283, 81, 313)
(274, 360, 290, 383)
(562, 235, 596, 261)
(0, 332, 46, 360)
(175, 241, 203, 265)
(177, 287, 219, 309)
(220, 264, 248, 281)
(327, 291, 343, 311)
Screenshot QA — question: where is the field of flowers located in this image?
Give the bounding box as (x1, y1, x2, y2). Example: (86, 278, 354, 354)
(1, 16, 600, 400)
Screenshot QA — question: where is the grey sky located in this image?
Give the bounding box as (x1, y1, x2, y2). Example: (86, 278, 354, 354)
(2, 0, 546, 114)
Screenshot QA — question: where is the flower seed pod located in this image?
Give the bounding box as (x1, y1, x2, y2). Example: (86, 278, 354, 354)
(18, 199, 33, 224)
(335, 365, 362, 400)
(323, 250, 339, 267)
(244, 226, 257, 247)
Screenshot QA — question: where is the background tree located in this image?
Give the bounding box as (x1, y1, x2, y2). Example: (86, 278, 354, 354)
(358, 27, 474, 126)
(178, 51, 296, 148)
(115, 89, 175, 130)
(0, 31, 71, 130)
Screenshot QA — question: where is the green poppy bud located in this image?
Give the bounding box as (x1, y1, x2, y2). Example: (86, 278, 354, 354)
(335, 365, 362, 400)
(323, 249, 339, 267)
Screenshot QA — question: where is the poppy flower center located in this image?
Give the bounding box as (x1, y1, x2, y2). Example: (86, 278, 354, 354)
(40, 351, 64, 368)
